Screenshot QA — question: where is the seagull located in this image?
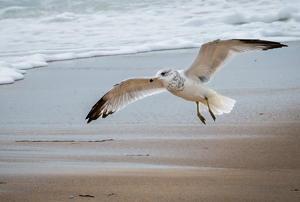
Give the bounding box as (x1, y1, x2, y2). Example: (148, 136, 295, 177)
(86, 39, 287, 124)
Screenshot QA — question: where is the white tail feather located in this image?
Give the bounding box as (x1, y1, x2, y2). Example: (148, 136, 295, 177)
(199, 93, 236, 115)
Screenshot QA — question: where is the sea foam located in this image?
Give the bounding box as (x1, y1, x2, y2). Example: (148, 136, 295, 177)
(0, 0, 299, 84)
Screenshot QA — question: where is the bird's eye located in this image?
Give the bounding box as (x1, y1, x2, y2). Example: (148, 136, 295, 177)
(161, 72, 166, 76)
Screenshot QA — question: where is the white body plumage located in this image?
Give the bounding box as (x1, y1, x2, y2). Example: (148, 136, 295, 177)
(154, 68, 235, 116)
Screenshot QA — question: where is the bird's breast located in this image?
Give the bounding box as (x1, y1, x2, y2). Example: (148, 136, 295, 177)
(168, 78, 212, 102)
(165, 71, 186, 94)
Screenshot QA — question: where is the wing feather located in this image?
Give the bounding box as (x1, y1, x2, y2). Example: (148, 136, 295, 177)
(86, 78, 166, 123)
(184, 39, 287, 83)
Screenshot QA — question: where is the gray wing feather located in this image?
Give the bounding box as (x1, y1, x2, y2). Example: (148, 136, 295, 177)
(86, 78, 166, 123)
(184, 39, 287, 83)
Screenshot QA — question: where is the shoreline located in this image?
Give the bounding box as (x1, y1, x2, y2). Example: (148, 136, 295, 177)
(0, 42, 299, 201)
(1, 40, 299, 86)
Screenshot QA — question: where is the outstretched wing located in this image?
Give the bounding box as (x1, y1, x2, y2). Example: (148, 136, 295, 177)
(184, 39, 287, 83)
(86, 78, 166, 123)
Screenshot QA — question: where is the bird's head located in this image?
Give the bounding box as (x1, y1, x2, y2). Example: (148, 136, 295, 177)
(150, 68, 175, 84)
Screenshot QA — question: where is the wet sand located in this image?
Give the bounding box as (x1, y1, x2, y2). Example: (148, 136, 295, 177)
(0, 42, 300, 201)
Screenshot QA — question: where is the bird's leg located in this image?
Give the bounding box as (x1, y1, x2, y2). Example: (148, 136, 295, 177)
(205, 97, 216, 121)
(196, 102, 206, 125)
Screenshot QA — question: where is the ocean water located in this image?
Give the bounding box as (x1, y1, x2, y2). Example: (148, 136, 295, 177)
(0, 0, 300, 84)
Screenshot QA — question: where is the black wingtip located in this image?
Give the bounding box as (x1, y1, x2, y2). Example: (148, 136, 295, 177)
(237, 39, 288, 49)
(86, 96, 109, 123)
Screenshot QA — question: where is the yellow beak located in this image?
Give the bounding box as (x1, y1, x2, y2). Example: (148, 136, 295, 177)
(149, 77, 158, 82)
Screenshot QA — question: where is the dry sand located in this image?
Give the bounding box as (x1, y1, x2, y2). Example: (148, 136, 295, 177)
(0, 42, 300, 201)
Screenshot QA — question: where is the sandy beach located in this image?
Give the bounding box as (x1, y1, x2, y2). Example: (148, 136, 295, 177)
(0, 42, 300, 201)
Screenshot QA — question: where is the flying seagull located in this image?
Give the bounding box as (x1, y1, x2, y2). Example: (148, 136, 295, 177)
(86, 39, 287, 124)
